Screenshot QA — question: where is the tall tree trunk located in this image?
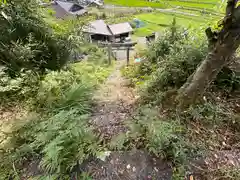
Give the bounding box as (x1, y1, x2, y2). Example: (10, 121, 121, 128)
(177, 0, 240, 107)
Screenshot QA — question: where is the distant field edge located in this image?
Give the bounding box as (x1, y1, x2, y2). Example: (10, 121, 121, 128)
(172, 0, 217, 5)
(104, 0, 218, 12)
(104, 0, 168, 9)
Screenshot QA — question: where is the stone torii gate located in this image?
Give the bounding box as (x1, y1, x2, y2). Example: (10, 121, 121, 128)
(99, 42, 137, 65)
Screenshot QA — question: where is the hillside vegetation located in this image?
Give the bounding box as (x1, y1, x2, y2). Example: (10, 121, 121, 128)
(0, 1, 113, 179)
(121, 24, 240, 179)
(1, 0, 240, 180)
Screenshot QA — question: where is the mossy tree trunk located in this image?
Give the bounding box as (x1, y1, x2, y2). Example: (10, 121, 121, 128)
(177, 0, 240, 107)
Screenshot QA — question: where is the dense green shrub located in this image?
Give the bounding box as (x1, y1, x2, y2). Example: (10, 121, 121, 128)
(0, 1, 113, 178)
(0, 0, 71, 75)
(122, 27, 188, 87)
(35, 69, 82, 110)
(0, 67, 40, 106)
(138, 28, 185, 76)
(131, 28, 240, 104)
(129, 107, 189, 163)
(141, 35, 208, 103)
(36, 75, 93, 111)
(215, 67, 240, 93)
(85, 46, 109, 65)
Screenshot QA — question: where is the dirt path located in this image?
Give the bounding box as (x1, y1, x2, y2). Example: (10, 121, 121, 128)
(80, 61, 172, 180)
(90, 61, 136, 140)
(87, 61, 240, 180)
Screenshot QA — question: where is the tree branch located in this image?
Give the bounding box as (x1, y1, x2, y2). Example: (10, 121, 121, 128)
(176, 0, 240, 108)
(205, 27, 218, 50)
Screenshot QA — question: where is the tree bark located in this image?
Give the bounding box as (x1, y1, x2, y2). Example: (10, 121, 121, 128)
(177, 0, 240, 107)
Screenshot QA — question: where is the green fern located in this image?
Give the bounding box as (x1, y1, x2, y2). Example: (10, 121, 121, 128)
(56, 83, 92, 112)
(30, 110, 100, 174)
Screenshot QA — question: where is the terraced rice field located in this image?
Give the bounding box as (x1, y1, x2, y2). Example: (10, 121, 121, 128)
(134, 12, 203, 36)
(105, 0, 221, 10)
(133, 9, 221, 36)
(104, 0, 225, 36)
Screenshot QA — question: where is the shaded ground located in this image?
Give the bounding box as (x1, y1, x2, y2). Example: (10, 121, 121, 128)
(188, 150, 240, 180)
(77, 150, 172, 180)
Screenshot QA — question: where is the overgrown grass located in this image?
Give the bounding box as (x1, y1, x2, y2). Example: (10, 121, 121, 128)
(0, 53, 113, 179)
(113, 87, 240, 179)
(110, 106, 196, 163)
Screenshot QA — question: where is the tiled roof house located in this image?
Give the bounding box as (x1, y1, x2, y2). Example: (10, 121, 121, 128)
(83, 20, 133, 42)
(51, 0, 87, 19)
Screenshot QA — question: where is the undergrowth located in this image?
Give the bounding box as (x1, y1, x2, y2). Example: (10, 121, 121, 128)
(0, 60, 113, 179)
(109, 97, 240, 179)
(122, 27, 240, 104)
(210, 167, 240, 180)
(0, 1, 116, 179)
(121, 26, 240, 179)
(110, 106, 199, 164)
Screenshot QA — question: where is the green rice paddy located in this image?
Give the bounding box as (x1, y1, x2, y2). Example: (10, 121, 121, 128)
(134, 10, 220, 36)
(104, 0, 224, 36)
(105, 0, 220, 10)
